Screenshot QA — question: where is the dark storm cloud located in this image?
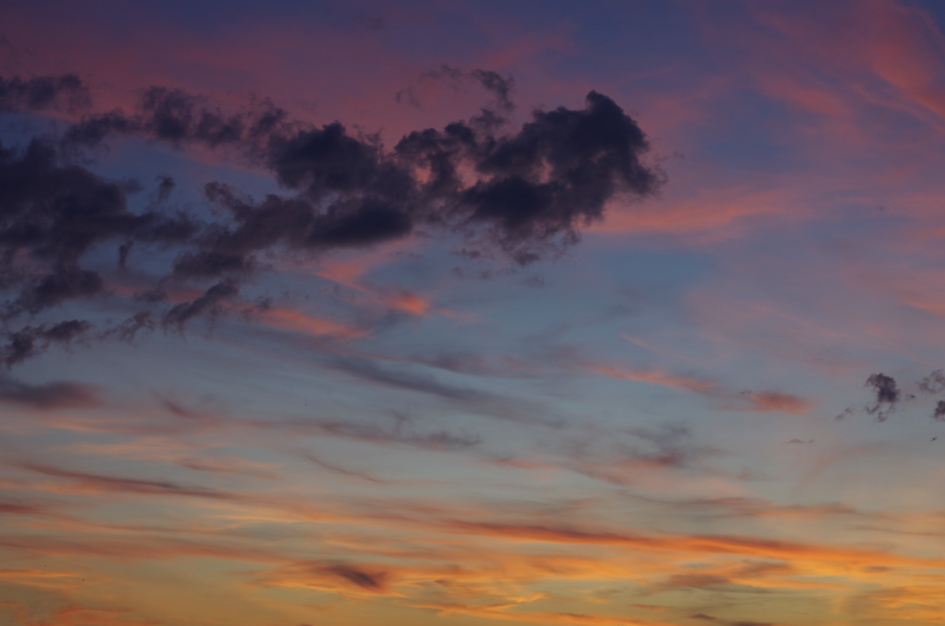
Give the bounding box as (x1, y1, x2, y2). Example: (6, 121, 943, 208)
(0, 72, 90, 112)
(865, 373, 900, 421)
(63, 83, 658, 273)
(0, 72, 661, 362)
(184, 90, 657, 275)
(0, 376, 100, 409)
(393, 90, 660, 262)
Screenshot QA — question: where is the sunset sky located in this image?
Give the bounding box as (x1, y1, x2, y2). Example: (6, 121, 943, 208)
(3, 1, 945, 625)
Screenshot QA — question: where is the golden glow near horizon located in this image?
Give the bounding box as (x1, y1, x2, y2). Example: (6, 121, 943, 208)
(2, 1, 945, 624)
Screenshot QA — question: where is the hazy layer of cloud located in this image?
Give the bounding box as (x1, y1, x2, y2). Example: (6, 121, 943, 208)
(0, 72, 89, 112)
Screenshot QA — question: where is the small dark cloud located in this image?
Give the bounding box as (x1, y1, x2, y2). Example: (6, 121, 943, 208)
(682, 610, 777, 626)
(469, 68, 515, 112)
(3, 312, 159, 367)
(133, 288, 169, 303)
(394, 86, 420, 108)
(324, 564, 387, 591)
(159, 397, 200, 418)
(659, 573, 730, 589)
(62, 87, 287, 150)
(161, 279, 239, 330)
(152, 392, 218, 421)
(0, 72, 90, 112)
(329, 355, 488, 402)
(12, 266, 104, 315)
(1, 319, 92, 367)
(301, 415, 480, 451)
(117, 240, 133, 268)
(324, 355, 560, 426)
(420, 64, 515, 112)
(834, 406, 854, 421)
(2, 320, 92, 368)
(865, 373, 900, 422)
(625, 423, 711, 470)
(554, 422, 721, 487)
(19, 463, 233, 499)
(918, 369, 945, 394)
(172, 249, 258, 279)
(157, 175, 175, 202)
(933, 400, 945, 421)
(104, 311, 155, 343)
(303, 452, 387, 483)
(0, 376, 100, 409)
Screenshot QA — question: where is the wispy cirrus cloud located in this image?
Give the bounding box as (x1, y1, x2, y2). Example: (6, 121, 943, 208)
(582, 363, 813, 414)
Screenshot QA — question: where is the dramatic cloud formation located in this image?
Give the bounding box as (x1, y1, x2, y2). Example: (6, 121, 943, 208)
(0, 74, 660, 366)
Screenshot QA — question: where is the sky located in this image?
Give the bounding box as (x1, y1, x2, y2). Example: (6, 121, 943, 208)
(2, 1, 945, 625)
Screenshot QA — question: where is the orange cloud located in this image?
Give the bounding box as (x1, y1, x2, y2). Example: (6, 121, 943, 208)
(744, 391, 813, 414)
(582, 364, 716, 395)
(581, 363, 813, 414)
(260, 308, 367, 338)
